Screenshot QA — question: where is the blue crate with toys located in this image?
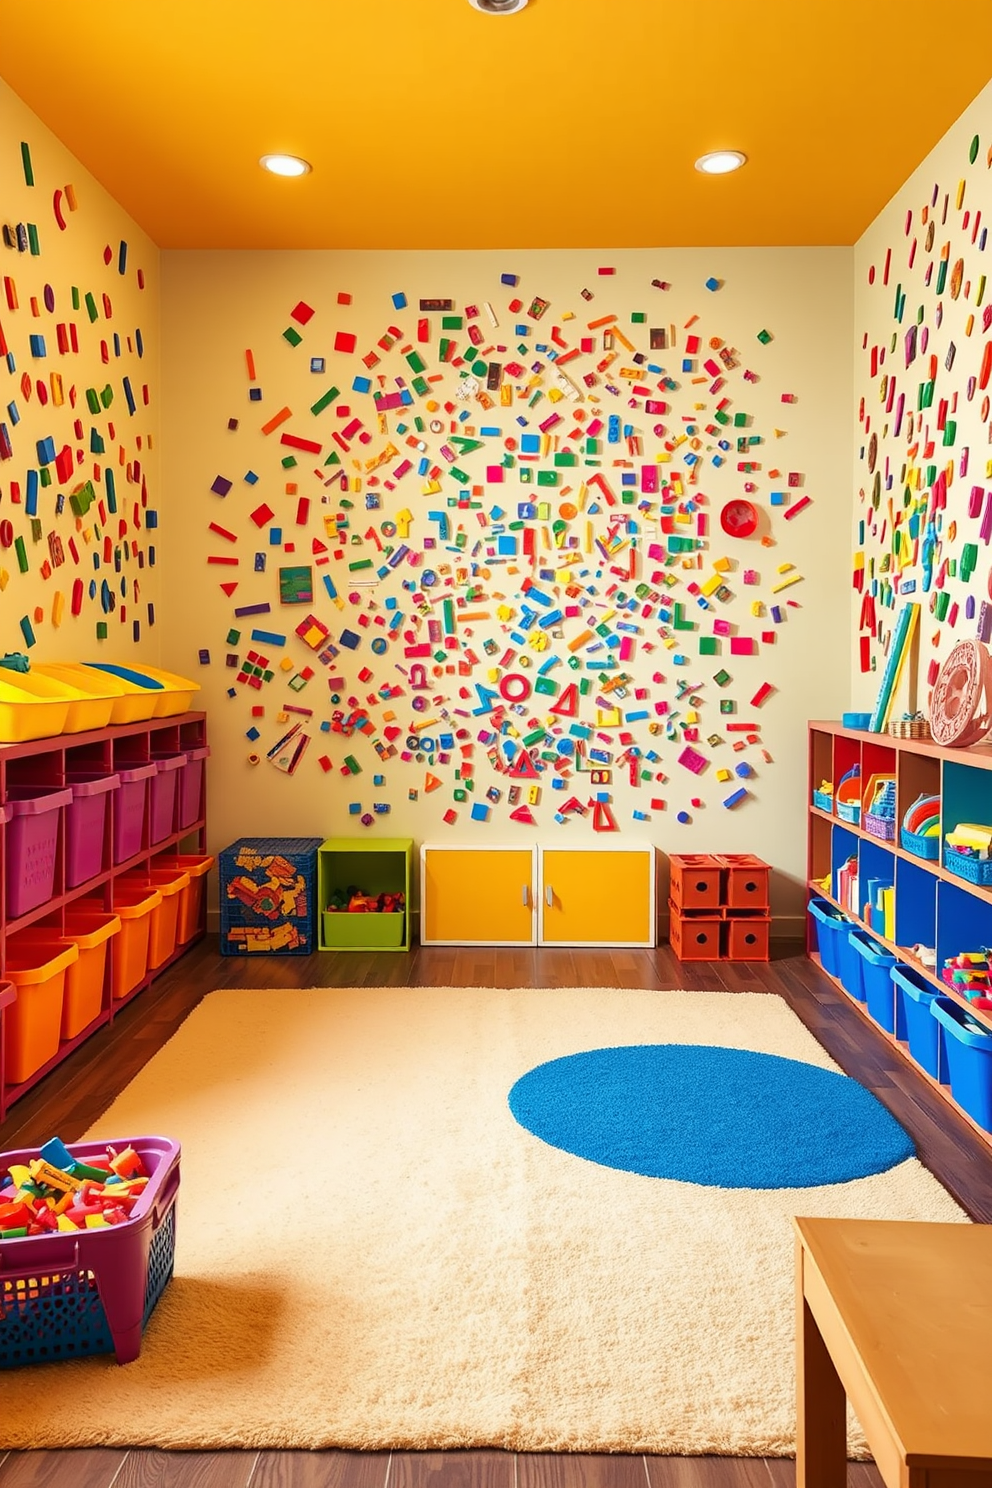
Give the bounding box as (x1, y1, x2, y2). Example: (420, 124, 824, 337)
(900, 793, 940, 860)
(835, 763, 862, 824)
(942, 821, 992, 886)
(219, 837, 322, 955)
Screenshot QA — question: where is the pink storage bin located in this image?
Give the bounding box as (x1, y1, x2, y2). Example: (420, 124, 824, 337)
(113, 763, 156, 864)
(5, 787, 72, 919)
(65, 772, 120, 888)
(0, 1134, 180, 1366)
(177, 746, 209, 829)
(149, 754, 184, 844)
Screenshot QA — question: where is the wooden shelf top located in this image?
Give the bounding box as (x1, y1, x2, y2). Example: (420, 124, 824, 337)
(808, 719, 992, 769)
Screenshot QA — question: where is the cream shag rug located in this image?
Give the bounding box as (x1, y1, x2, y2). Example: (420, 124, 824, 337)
(0, 986, 965, 1453)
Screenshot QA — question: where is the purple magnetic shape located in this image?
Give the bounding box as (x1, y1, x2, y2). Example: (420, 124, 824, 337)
(966, 596, 976, 620)
(978, 602, 992, 643)
(233, 603, 271, 617)
(211, 475, 233, 496)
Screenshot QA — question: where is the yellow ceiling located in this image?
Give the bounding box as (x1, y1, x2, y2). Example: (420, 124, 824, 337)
(2, 2, 991, 250)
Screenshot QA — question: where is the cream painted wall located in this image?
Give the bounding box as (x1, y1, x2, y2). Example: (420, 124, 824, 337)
(0, 78, 161, 664)
(161, 248, 852, 922)
(852, 77, 992, 717)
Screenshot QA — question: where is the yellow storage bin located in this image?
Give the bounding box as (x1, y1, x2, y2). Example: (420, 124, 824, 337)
(109, 883, 162, 1000)
(32, 663, 120, 731)
(82, 663, 198, 719)
(3, 935, 79, 1084)
(120, 868, 189, 969)
(60, 908, 121, 1038)
(154, 853, 214, 944)
(79, 663, 163, 723)
(0, 672, 75, 743)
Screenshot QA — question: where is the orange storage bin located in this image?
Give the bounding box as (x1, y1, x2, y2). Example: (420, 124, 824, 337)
(60, 908, 121, 1037)
(726, 915, 771, 962)
(719, 853, 770, 910)
(109, 884, 162, 1000)
(3, 935, 79, 1083)
(669, 854, 723, 910)
(668, 904, 722, 961)
(120, 868, 190, 969)
(153, 854, 214, 944)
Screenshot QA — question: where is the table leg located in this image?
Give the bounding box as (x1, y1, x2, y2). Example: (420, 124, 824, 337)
(797, 1249, 848, 1488)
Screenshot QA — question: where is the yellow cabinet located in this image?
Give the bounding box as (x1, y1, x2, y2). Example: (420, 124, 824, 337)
(420, 844, 655, 947)
(420, 846, 536, 945)
(539, 847, 655, 946)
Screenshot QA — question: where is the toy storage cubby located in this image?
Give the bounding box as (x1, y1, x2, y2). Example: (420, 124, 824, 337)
(808, 720, 992, 1146)
(668, 854, 771, 961)
(317, 838, 413, 951)
(0, 711, 209, 1122)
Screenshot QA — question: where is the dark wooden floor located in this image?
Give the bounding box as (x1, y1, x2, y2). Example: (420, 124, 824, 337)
(5, 936, 991, 1486)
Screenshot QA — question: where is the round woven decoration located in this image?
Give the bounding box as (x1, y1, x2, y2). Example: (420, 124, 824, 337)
(930, 640, 992, 747)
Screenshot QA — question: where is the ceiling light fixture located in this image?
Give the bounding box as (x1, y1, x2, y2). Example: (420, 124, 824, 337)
(467, 0, 528, 13)
(260, 154, 312, 178)
(694, 150, 747, 176)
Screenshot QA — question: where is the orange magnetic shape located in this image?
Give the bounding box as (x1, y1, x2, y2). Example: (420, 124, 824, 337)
(424, 773, 443, 793)
(261, 407, 294, 436)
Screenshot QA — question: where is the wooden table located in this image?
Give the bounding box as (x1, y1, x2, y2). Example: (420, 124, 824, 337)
(794, 1217, 992, 1488)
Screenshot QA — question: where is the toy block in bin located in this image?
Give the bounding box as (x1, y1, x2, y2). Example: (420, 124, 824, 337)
(726, 915, 771, 962)
(668, 902, 723, 961)
(0, 1135, 180, 1367)
(718, 853, 770, 910)
(220, 837, 322, 955)
(669, 854, 722, 910)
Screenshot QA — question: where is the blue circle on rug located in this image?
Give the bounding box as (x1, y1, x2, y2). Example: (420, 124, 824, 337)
(507, 1045, 915, 1189)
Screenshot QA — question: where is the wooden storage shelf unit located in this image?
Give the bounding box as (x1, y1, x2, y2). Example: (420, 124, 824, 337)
(807, 719, 992, 1148)
(0, 710, 208, 1119)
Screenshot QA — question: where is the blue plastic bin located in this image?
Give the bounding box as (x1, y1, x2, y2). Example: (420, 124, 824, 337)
(892, 964, 945, 1081)
(838, 926, 867, 1002)
(930, 997, 992, 1132)
(808, 897, 848, 979)
(851, 932, 898, 1031)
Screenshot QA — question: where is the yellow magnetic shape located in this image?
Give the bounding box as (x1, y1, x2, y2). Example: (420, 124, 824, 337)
(382, 710, 396, 722)
(776, 562, 795, 574)
(487, 668, 501, 683)
(394, 509, 413, 539)
(280, 657, 294, 671)
(548, 387, 563, 403)
(0, 568, 8, 592)
(537, 501, 551, 520)
(52, 591, 65, 626)
(686, 710, 698, 724)
(276, 711, 289, 723)
(771, 571, 804, 594)
(528, 631, 549, 651)
(700, 574, 723, 597)
(750, 601, 764, 618)
(527, 784, 541, 804)
(956, 178, 966, 210)
(422, 480, 442, 496)
(350, 477, 362, 493)
(716, 768, 732, 782)
(713, 557, 732, 573)
(596, 708, 622, 727)
(497, 604, 515, 621)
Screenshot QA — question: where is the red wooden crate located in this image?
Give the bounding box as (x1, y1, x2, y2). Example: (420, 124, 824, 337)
(726, 915, 771, 962)
(668, 902, 723, 961)
(718, 854, 770, 910)
(669, 854, 723, 910)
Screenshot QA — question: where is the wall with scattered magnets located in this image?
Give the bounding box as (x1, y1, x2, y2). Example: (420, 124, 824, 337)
(160, 248, 852, 925)
(852, 76, 992, 718)
(0, 79, 161, 659)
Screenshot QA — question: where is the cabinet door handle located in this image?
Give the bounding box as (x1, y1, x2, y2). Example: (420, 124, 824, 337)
(521, 883, 529, 907)
(545, 884, 553, 907)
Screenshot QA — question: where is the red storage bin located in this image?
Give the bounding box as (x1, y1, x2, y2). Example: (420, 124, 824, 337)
(720, 854, 770, 910)
(669, 854, 722, 910)
(5, 787, 72, 919)
(113, 763, 156, 864)
(65, 772, 119, 888)
(669, 903, 722, 960)
(726, 916, 771, 962)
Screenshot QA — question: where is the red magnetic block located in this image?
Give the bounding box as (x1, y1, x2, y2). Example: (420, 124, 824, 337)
(291, 301, 315, 325)
(337, 292, 352, 305)
(249, 503, 275, 527)
(280, 432, 322, 454)
(334, 330, 357, 354)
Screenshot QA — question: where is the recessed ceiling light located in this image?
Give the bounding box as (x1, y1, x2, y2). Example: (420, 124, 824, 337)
(260, 154, 312, 178)
(467, 0, 528, 13)
(694, 150, 747, 176)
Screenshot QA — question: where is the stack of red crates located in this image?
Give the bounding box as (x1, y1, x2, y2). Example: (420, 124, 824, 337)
(668, 853, 771, 961)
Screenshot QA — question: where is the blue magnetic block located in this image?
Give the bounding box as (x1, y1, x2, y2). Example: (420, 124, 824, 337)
(353, 376, 372, 393)
(392, 291, 407, 309)
(246, 727, 261, 742)
(6, 402, 18, 425)
(520, 433, 541, 453)
(471, 802, 490, 822)
(339, 629, 360, 649)
(36, 436, 56, 465)
(251, 629, 285, 645)
(29, 335, 46, 358)
(705, 277, 720, 291)
(249, 387, 263, 401)
(349, 802, 362, 814)
(501, 272, 518, 285)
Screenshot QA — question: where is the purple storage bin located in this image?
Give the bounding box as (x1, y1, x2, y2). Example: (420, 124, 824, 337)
(149, 754, 184, 845)
(113, 763, 156, 864)
(5, 787, 73, 919)
(0, 1134, 180, 1365)
(65, 773, 120, 889)
(178, 745, 209, 829)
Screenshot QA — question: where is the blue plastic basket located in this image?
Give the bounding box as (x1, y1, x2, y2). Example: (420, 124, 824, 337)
(219, 837, 322, 955)
(892, 964, 945, 1081)
(851, 932, 897, 1030)
(930, 997, 992, 1132)
(900, 826, 939, 860)
(812, 789, 833, 812)
(838, 927, 867, 1002)
(943, 847, 992, 886)
(836, 800, 861, 825)
(807, 897, 848, 979)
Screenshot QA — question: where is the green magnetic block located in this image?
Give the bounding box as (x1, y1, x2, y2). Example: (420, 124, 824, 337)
(226, 629, 241, 644)
(925, 465, 936, 488)
(27, 223, 39, 255)
(568, 655, 581, 670)
(439, 338, 453, 360)
(921, 381, 934, 408)
(263, 671, 275, 683)
(281, 456, 297, 468)
(733, 412, 748, 426)
(621, 492, 635, 505)
(433, 650, 446, 663)
(450, 467, 470, 485)
(757, 329, 772, 344)
(20, 140, 34, 186)
(283, 326, 303, 346)
(37, 466, 51, 488)
(100, 385, 113, 409)
(673, 604, 695, 630)
(349, 559, 374, 571)
(714, 409, 730, 424)
(446, 496, 458, 507)
(942, 421, 956, 445)
(29, 518, 42, 542)
(713, 669, 732, 687)
(517, 344, 529, 357)
(936, 259, 948, 296)
(453, 789, 467, 802)
(585, 438, 598, 453)
(554, 451, 577, 466)
(84, 292, 99, 323)
(534, 676, 558, 695)
(578, 678, 592, 694)
(414, 416, 425, 431)
(455, 532, 467, 548)
(537, 471, 558, 486)
(698, 636, 719, 655)
(668, 537, 696, 553)
(947, 559, 958, 578)
(85, 388, 101, 415)
(522, 729, 545, 747)
(14, 536, 28, 573)
(472, 361, 488, 377)
(324, 451, 340, 465)
(719, 699, 735, 714)
(406, 350, 426, 373)
(528, 391, 543, 407)
(441, 316, 463, 330)
(310, 386, 340, 415)
(631, 311, 646, 323)
(935, 590, 950, 620)
(96, 622, 108, 640)
(90, 430, 105, 454)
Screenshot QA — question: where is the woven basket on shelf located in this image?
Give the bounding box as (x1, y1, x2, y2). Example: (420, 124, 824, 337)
(887, 718, 932, 740)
